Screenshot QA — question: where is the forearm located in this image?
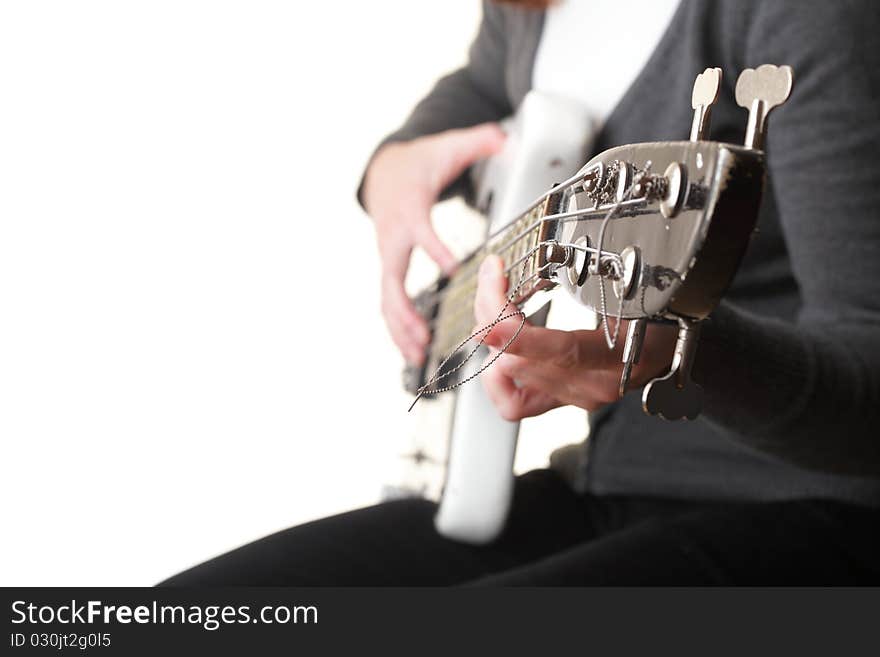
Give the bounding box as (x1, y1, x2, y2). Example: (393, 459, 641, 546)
(691, 0, 880, 476)
(694, 303, 880, 476)
(364, 69, 510, 204)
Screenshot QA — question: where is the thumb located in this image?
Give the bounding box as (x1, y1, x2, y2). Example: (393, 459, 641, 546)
(433, 123, 506, 190)
(474, 254, 510, 327)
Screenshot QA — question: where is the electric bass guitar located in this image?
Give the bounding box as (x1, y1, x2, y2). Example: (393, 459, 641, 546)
(397, 64, 794, 544)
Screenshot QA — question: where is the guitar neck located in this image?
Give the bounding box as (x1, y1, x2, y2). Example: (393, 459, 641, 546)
(416, 191, 564, 378)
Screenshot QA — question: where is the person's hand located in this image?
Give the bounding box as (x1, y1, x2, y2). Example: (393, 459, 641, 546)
(362, 123, 506, 364)
(473, 255, 678, 421)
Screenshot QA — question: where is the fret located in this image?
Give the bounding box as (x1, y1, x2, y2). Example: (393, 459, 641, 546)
(420, 185, 573, 378)
(428, 223, 551, 368)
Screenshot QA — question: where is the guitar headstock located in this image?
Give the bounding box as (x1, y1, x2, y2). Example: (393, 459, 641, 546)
(403, 66, 795, 419)
(537, 65, 794, 419)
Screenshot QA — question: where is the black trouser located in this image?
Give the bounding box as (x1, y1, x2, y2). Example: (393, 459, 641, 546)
(160, 470, 880, 585)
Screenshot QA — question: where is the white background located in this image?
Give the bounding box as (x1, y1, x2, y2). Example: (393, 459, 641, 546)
(0, 0, 585, 585)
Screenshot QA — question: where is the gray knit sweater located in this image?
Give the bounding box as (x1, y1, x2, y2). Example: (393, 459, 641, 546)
(371, 0, 880, 504)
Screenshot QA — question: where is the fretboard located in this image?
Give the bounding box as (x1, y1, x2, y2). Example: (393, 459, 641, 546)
(426, 194, 560, 365)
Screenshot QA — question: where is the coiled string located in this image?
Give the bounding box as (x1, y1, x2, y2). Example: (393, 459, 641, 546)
(407, 246, 553, 412)
(408, 167, 641, 411)
(594, 178, 638, 350)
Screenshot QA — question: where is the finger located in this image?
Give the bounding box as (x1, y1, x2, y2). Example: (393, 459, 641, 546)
(377, 227, 413, 281)
(433, 123, 507, 190)
(495, 353, 572, 402)
(474, 255, 511, 326)
(383, 305, 424, 365)
(413, 220, 457, 274)
(485, 320, 618, 370)
(446, 122, 507, 168)
(516, 389, 564, 419)
(381, 275, 429, 364)
(485, 321, 573, 361)
(384, 312, 422, 364)
(495, 353, 578, 406)
(481, 366, 561, 421)
(495, 352, 620, 411)
(376, 231, 430, 344)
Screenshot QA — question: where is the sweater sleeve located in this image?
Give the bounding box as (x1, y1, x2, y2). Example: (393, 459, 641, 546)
(357, 0, 513, 206)
(693, 0, 880, 476)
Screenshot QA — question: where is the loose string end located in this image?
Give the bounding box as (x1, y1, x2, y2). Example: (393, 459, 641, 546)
(407, 391, 423, 413)
(406, 250, 544, 412)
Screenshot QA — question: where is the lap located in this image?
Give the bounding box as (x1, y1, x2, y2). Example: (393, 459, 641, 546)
(474, 498, 880, 585)
(159, 469, 590, 586)
(160, 468, 880, 586)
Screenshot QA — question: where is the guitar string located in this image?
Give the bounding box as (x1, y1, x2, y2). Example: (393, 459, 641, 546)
(427, 239, 620, 357)
(595, 168, 640, 350)
(480, 165, 598, 242)
(414, 198, 648, 310)
(415, 159, 661, 312)
(408, 249, 554, 412)
(412, 163, 635, 310)
(430, 242, 626, 365)
(411, 177, 638, 410)
(424, 180, 638, 352)
(409, 237, 626, 412)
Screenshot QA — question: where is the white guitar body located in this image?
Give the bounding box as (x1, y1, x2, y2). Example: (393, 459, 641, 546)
(434, 91, 594, 543)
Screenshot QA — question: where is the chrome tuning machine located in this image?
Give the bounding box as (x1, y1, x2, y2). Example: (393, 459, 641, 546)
(626, 65, 794, 421)
(618, 317, 647, 398)
(735, 64, 794, 150)
(690, 67, 722, 141)
(642, 318, 703, 421)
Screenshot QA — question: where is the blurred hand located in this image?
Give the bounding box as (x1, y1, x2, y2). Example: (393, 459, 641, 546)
(474, 255, 678, 421)
(362, 123, 506, 364)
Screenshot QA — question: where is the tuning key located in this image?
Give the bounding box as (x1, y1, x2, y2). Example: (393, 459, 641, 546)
(735, 64, 794, 150)
(642, 319, 704, 420)
(618, 317, 647, 398)
(690, 67, 722, 141)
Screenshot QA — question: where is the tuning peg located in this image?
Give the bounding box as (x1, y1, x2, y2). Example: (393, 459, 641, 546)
(735, 64, 794, 150)
(642, 319, 703, 420)
(690, 67, 722, 141)
(618, 317, 646, 398)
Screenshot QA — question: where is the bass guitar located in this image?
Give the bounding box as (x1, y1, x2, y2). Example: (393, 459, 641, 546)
(397, 64, 794, 544)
